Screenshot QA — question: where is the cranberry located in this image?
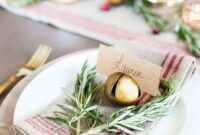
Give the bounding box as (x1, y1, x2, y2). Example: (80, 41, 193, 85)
(100, 1, 112, 11)
(151, 26, 160, 34)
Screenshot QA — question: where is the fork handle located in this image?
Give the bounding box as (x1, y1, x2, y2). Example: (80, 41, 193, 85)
(0, 76, 18, 95)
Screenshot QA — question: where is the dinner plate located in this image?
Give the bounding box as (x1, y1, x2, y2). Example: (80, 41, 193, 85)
(13, 49, 200, 135)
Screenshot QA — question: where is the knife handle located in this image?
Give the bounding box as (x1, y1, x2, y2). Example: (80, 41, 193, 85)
(0, 76, 17, 95)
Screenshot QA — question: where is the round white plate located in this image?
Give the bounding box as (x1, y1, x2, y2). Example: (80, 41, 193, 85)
(13, 49, 200, 135)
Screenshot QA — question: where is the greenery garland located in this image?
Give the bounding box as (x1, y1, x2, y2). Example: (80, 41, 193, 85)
(48, 61, 178, 135)
(127, 0, 200, 57)
(127, 0, 170, 32)
(11, 0, 199, 57)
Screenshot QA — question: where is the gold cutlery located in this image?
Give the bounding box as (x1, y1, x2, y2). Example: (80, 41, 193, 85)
(0, 45, 52, 96)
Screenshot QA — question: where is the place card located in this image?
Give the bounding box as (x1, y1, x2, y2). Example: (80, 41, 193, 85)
(96, 45, 162, 96)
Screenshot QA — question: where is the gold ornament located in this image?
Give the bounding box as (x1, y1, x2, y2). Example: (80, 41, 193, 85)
(109, 0, 124, 6)
(104, 72, 140, 105)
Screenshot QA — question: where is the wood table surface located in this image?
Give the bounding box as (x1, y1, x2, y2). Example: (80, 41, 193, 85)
(0, 8, 99, 104)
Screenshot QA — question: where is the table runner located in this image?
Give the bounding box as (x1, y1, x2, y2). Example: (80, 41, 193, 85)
(0, 0, 200, 64)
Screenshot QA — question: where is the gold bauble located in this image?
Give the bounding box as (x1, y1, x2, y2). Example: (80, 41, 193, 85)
(104, 72, 140, 105)
(109, 0, 124, 5)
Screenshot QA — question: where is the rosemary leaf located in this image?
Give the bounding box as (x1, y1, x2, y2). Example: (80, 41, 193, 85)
(175, 22, 200, 57)
(46, 117, 69, 126)
(127, 0, 169, 31)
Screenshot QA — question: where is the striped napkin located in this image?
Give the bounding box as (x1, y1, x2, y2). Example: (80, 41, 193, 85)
(115, 41, 196, 107)
(14, 42, 197, 135)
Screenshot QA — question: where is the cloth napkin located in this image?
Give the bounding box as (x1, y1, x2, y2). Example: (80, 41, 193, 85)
(14, 41, 197, 135)
(53, 0, 79, 4)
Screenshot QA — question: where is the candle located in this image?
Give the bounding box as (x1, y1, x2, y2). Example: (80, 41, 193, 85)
(147, 0, 184, 7)
(182, 0, 200, 30)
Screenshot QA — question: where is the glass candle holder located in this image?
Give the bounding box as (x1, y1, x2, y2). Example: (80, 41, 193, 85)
(182, 0, 200, 30)
(147, 0, 184, 7)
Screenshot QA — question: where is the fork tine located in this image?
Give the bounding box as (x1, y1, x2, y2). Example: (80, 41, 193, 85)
(33, 46, 52, 68)
(39, 47, 52, 66)
(31, 45, 48, 68)
(25, 45, 52, 69)
(25, 45, 43, 68)
(29, 45, 46, 69)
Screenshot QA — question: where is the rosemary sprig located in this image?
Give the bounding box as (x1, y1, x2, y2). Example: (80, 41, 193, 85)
(81, 77, 177, 135)
(48, 61, 178, 135)
(47, 61, 103, 135)
(175, 22, 200, 57)
(127, 0, 169, 31)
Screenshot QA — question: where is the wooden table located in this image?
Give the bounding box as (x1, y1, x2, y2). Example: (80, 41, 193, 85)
(0, 8, 99, 104)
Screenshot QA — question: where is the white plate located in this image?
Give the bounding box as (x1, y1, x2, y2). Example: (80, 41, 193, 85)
(14, 49, 200, 135)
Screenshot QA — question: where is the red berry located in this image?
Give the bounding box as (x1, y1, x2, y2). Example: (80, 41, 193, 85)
(151, 27, 160, 34)
(100, 1, 112, 11)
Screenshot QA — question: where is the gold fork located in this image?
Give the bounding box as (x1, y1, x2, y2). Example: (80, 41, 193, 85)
(0, 45, 52, 95)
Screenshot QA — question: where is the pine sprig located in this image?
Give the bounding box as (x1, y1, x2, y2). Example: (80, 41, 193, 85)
(81, 77, 177, 135)
(127, 0, 169, 31)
